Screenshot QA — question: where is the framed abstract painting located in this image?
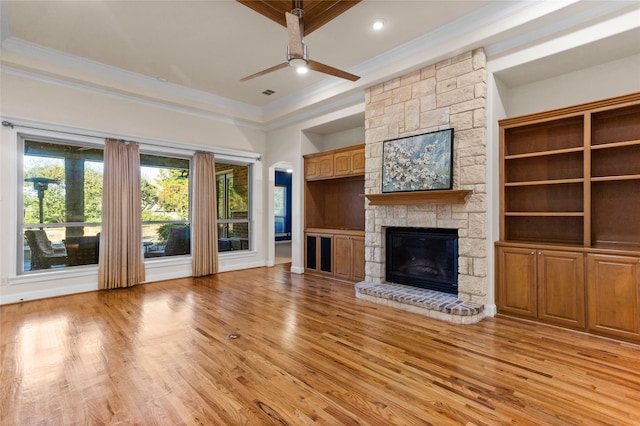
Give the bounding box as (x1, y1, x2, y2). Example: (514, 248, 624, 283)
(382, 128, 454, 193)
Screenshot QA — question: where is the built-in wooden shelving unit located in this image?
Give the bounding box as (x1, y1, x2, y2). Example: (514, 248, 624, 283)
(496, 92, 640, 344)
(304, 144, 366, 282)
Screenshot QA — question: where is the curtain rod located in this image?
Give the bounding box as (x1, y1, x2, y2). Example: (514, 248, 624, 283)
(2, 119, 262, 162)
(3, 120, 110, 142)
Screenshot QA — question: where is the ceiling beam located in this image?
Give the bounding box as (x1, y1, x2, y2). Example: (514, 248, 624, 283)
(236, 0, 361, 36)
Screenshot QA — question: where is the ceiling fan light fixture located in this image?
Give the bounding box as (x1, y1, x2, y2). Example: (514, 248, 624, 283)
(289, 57, 308, 72)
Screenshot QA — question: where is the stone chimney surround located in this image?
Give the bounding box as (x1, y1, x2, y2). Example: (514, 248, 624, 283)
(356, 49, 488, 324)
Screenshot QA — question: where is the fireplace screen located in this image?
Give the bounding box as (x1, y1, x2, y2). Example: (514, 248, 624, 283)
(385, 227, 458, 294)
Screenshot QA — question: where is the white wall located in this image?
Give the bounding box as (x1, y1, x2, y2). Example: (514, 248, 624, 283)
(503, 53, 640, 118)
(321, 127, 365, 152)
(0, 72, 267, 304)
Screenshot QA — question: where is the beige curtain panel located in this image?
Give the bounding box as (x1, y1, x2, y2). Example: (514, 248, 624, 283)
(192, 152, 218, 277)
(98, 139, 145, 289)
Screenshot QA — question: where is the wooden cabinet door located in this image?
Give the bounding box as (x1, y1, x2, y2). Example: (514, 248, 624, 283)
(333, 234, 351, 280)
(305, 154, 334, 180)
(351, 148, 365, 174)
(350, 236, 365, 281)
(497, 246, 537, 318)
(305, 158, 319, 180)
(334, 152, 351, 177)
(317, 154, 334, 178)
(537, 250, 585, 329)
(334, 148, 365, 177)
(332, 234, 365, 281)
(587, 254, 640, 342)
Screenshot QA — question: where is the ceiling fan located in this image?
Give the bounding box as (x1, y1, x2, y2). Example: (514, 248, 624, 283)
(240, 4, 360, 82)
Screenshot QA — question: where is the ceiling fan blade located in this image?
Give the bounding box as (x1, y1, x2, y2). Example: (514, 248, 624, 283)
(240, 62, 289, 82)
(285, 12, 304, 57)
(307, 60, 360, 81)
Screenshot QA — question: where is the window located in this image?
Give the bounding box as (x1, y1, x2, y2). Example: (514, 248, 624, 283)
(274, 185, 286, 236)
(19, 135, 254, 275)
(216, 162, 251, 252)
(22, 139, 104, 272)
(140, 154, 191, 258)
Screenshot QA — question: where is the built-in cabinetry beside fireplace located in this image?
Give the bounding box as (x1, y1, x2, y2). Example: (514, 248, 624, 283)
(304, 144, 365, 282)
(497, 93, 640, 343)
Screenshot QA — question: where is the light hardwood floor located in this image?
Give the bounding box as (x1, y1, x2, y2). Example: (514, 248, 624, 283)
(1, 264, 639, 425)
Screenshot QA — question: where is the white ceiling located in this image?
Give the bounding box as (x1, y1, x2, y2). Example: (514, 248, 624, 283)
(1, 0, 639, 130)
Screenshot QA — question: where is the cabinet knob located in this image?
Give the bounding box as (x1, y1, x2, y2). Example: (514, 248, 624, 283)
(538, 251, 542, 255)
(531, 251, 535, 255)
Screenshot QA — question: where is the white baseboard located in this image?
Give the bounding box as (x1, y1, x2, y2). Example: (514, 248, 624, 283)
(0, 282, 97, 305)
(484, 304, 497, 317)
(218, 260, 266, 272)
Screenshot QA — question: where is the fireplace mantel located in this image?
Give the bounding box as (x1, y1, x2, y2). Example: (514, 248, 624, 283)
(363, 190, 471, 206)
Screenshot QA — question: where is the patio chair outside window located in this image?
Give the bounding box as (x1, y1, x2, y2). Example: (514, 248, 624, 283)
(24, 230, 67, 270)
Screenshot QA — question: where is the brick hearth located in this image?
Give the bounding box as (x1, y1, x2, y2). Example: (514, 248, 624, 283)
(355, 281, 484, 324)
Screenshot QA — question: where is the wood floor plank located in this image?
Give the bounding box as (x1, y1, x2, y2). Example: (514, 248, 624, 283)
(2, 264, 640, 425)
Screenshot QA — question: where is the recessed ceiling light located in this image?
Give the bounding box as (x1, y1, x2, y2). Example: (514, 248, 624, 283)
(372, 19, 384, 31)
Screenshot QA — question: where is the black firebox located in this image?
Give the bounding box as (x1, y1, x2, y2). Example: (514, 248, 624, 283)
(385, 227, 458, 295)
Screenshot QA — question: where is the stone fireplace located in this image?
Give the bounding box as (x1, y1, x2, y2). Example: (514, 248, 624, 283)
(355, 48, 488, 324)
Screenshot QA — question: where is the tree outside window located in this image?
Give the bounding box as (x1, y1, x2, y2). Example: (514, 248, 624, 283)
(140, 155, 191, 258)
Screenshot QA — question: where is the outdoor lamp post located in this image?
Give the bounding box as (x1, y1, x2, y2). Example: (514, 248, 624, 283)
(25, 177, 59, 229)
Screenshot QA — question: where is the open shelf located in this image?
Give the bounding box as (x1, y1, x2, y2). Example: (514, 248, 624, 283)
(504, 178, 584, 187)
(590, 139, 640, 150)
(592, 180, 640, 247)
(503, 116, 583, 156)
(505, 151, 583, 183)
(505, 183, 583, 213)
(504, 212, 584, 217)
(592, 104, 640, 146)
(505, 216, 584, 245)
(591, 175, 640, 182)
(505, 146, 584, 160)
(306, 176, 365, 230)
(591, 143, 640, 179)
